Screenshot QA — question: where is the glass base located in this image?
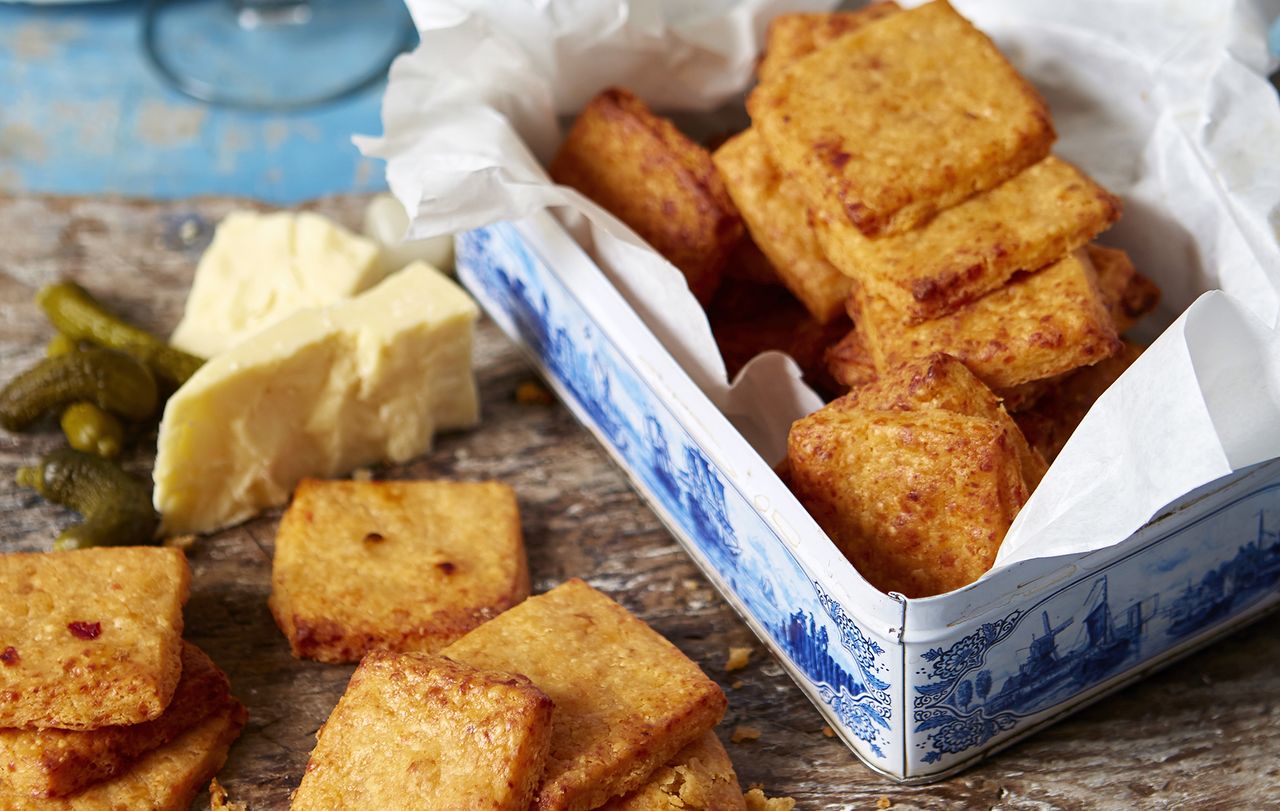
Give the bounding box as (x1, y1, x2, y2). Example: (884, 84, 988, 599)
(143, 0, 415, 111)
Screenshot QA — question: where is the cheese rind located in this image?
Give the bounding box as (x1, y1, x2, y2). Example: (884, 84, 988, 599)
(153, 263, 479, 535)
(170, 210, 385, 357)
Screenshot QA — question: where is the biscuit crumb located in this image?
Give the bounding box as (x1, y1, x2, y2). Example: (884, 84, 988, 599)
(350, 468, 374, 482)
(744, 787, 797, 810)
(515, 379, 555, 405)
(209, 777, 247, 810)
(730, 725, 762, 744)
(164, 534, 198, 551)
(821, 725, 835, 738)
(731, 680, 744, 690)
(725, 646, 752, 672)
(876, 796, 893, 809)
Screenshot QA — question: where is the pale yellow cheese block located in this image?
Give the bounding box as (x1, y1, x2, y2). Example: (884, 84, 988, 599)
(153, 263, 479, 535)
(170, 210, 385, 358)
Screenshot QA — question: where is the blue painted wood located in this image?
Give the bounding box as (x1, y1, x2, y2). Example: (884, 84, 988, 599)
(0, 0, 396, 202)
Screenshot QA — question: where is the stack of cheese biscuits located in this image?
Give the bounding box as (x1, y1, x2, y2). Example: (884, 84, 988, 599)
(271, 480, 774, 809)
(289, 580, 742, 811)
(0, 547, 244, 808)
(550, 1, 1162, 598)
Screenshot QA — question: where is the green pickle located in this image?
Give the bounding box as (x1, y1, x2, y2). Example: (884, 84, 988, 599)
(0, 348, 157, 431)
(60, 402, 124, 459)
(36, 282, 204, 385)
(45, 333, 78, 358)
(15, 448, 158, 550)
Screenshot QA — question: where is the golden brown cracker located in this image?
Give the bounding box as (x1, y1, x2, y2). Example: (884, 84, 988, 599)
(850, 249, 1122, 392)
(291, 652, 554, 811)
(598, 732, 745, 811)
(0, 547, 189, 730)
(550, 87, 742, 302)
(749, 0, 1054, 237)
(270, 478, 530, 664)
(756, 4, 902, 85)
(829, 353, 1047, 489)
(443, 579, 727, 811)
(789, 407, 1028, 597)
(0, 704, 246, 811)
(0, 642, 231, 799)
(814, 157, 1120, 323)
(713, 129, 851, 323)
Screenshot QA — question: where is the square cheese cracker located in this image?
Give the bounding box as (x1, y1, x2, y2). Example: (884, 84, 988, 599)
(290, 651, 555, 811)
(0, 642, 232, 798)
(550, 87, 743, 303)
(598, 732, 745, 811)
(849, 249, 1122, 393)
(830, 353, 1047, 490)
(789, 405, 1029, 597)
(756, 3, 901, 86)
(270, 479, 530, 664)
(713, 128, 850, 323)
(0, 703, 245, 811)
(748, 0, 1054, 237)
(443, 579, 727, 811)
(0, 547, 189, 730)
(814, 156, 1120, 323)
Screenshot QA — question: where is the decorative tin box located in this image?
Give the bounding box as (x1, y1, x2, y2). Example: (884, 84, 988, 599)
(454, 211, 1280, 782)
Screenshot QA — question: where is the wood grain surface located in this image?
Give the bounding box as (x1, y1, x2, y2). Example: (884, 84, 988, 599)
(0, 194, 1276, 811)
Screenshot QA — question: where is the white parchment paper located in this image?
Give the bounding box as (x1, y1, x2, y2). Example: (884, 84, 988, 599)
(357, 0, 1280, 571)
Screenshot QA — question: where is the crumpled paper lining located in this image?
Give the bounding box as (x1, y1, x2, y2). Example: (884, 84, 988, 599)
(357, 0, 1280, 572)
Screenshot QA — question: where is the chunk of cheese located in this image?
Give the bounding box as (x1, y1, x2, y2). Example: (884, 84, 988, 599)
(154, 263, 479, 535)
(362, 193, 455, 276)
(170, 210, 386, 357)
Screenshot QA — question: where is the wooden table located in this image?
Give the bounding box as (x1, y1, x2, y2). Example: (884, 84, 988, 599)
(1, 194, 1276, 811)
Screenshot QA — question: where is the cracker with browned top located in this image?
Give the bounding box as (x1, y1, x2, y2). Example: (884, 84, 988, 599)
(850, 249, 1121, 393)
(443, 579, 727, 811)
(788, 405, 1029, 597)
(598, 731, 745, 811)
(550, 87, 742, 303)
(270, 479, 530, 664)
(0, 547, 189, 730)
(0, 642, 232, 799)
(713, 129, 850, 323)
(290, 651, 554, 811)
(0, 703, 245, 810)
(756, 3, 901, 85)
(829, 353, 1047, 489)
(749, 0, 1054, 237)
(814, 156, 1120, 323)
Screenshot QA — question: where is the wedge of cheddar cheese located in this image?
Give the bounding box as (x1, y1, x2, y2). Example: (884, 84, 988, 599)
(153, 262, 478, 535)
(170, 210, 386, 358)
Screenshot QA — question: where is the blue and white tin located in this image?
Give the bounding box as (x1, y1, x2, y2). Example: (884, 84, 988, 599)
(365, 0, 1280, 783)
(455, 211, 1280, 781)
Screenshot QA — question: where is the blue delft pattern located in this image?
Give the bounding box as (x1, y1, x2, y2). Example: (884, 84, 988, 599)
(457, 223, 894, 759)
(914, 487, 1280, 766)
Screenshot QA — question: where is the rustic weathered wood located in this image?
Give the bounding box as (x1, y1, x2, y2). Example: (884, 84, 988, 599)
(0, 194, 1276, 811)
